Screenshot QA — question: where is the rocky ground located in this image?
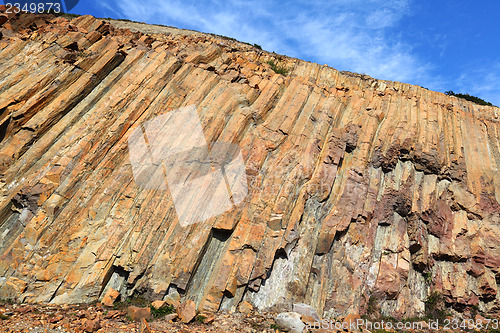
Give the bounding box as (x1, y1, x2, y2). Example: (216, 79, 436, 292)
(1, 298, 496, 333)
(0, 299, 280, 333)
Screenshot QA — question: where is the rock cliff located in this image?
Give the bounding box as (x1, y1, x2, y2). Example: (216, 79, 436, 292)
(0, 10, 499, 319)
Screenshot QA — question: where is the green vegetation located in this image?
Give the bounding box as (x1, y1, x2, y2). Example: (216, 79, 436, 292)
(367, 295, 379, 315)
(195, 314, 207, 323)
(59, 13, 80, 19)
(267, 60, 289, 76)
(210, 33, 254, 47)
(41, 9, 80, 18)
(270, 323, 282, 331)
(112, 296, 175, 320)
(423, 272, 432, 284)
(112, 295, 149, 310)
(361, 292, 451, 330)
(253, 43, 262, 50)
(424, 292, 448, 321)
(0, 298, 15, 319)
(151, 303, 175, 319)
(0, 298, 15, 305)
(445, 91, 495, 106)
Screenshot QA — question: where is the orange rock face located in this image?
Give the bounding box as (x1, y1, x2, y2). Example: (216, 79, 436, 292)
(0, 10, 499, 319)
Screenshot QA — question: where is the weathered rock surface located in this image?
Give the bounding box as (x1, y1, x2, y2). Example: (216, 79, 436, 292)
(0, 10, 499, 321)
(101, 287, 120, 307)
(127, 306, 151, 322)
(276, 312, 305, 333)
(177, 300, 196, 323)
(293, 303, 320, 322)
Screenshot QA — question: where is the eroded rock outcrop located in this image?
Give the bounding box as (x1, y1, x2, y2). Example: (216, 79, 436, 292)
(0, 10, 499, 320)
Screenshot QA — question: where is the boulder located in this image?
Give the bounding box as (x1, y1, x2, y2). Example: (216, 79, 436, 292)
(164, 290, 181, 308)
(276, 312, 305, 333)
(101, 287, 120, 307)
(151, 300, 166, 310)
(164, 313, 177, 322)
(83, 318, 101, 332)
(293, 303, 320, 322)
(127, 306, 151, 322)
(177, 300, 196, 323)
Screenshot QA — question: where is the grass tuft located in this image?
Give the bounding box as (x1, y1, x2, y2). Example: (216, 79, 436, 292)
(267, 60, 289, 76)
(150, 303, 175, 319)
(424, 292, 449, 321)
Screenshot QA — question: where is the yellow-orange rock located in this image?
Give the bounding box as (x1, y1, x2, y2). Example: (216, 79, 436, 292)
(101, 287, 120, 307)
(177, 300, 196, 323)
(0, 12, 499, 320)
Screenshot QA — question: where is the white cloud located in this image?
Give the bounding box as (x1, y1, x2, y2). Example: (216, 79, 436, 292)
(454, 62, 500, 106)
(100, 0, 444, 93)
(96, 0, 500, 107)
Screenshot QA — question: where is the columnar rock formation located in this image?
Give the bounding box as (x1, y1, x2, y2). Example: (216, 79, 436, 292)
(0, 10, 499, 319)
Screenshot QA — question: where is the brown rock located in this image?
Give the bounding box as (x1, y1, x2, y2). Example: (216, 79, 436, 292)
(0, 277, 27, 299)
(0, 14, 7, 26)
(301, 315, 316, 325)
(151, 300, 166, 309)
(237, 300, 253, 314)
(164, 313, 177, 322)
(127, 306, 151, 322)
(104, 310, 122, 319)
(49, 314, 64, 323)
(2, 21, 11, 30)
(475, 314, 486, 322)
(139, 318, 151, 333)
(102, 287, 120, 307)
(164, 293, 181, 309)
(374, 260, 401, 299)
(138, 35, 154, 46)
(417, 321, 429, 329)
(343, 313, 361, 327)
(177, 300, 196, 323)
(83, 318, 101, 332)
(16, 306, 31, 314)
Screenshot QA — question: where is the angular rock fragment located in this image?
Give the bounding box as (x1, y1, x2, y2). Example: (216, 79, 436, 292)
(127, 306, 151, 322)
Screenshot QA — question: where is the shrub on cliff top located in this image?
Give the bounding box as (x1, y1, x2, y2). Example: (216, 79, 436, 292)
(445, 91, 494, 106)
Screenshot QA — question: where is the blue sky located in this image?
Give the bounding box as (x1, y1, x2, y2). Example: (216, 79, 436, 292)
(71, 0, 500, 106)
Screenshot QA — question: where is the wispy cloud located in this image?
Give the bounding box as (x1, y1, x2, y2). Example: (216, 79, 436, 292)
(105, 0, 425, 80)
(455, 62, 500, 106)
(97, 0, 499, 107)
